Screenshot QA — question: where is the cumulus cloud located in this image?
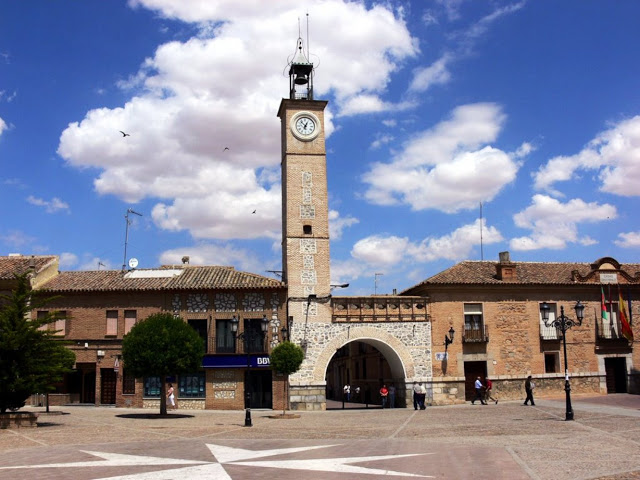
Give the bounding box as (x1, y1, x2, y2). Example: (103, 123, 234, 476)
(534, 115, 640, 196)
(351, 219, 502, 266)
(59, 253, 79, 268)
(614, 232, 640, 248)
(409, 54, 451, 93)
(362, 103, 522, 212)
(329, 210, 358, 240)
(57, 0, 417, 241)
(510, 194, 617, 251)
(26, 195, 71, 214)
(0, 117, 7, 136)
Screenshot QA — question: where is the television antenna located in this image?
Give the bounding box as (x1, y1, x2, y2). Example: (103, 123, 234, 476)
(122, 208, 143, 271)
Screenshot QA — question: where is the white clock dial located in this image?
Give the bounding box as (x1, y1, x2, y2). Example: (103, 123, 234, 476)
(296, 116, 315, 135)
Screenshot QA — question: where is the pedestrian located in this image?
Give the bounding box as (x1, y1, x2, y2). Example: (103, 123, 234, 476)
(343, 383, 351, 402)
(484, 378, 498, 404)
(380, 384, 389, 408)
(354, 386, 361, 402)
(388, 384, 396, 408)
(472, 376, 487, 405)
(413, 381, 421, 410)
(167, 383, 177, 410)
(524, 375, 535, 406)
(419, 382, 427, 409)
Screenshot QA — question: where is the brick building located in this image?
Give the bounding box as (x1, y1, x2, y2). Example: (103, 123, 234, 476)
(0, 255, 289, 411)
(402, 252, 639, 404)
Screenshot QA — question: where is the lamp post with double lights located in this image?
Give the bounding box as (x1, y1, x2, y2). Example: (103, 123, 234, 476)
(230, 314, 269, 427)
(540, 300, 585, 421)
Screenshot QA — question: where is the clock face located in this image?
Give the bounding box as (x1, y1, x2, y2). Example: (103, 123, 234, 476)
(296, 116, 315, 136)
(290, 111, 321, 141)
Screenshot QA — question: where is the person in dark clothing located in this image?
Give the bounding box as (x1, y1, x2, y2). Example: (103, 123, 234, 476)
(524, 375, 535, 405)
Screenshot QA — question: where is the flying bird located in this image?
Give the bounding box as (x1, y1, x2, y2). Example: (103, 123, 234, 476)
(223, 147, 229, 151)
(120, 131, 130, 137)
(252, 210, 256, 214)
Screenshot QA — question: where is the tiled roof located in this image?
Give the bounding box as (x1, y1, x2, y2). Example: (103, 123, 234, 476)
(40, 265, 285, 292)
(402, 260, 640, 292)
(0, 255, 58, 279)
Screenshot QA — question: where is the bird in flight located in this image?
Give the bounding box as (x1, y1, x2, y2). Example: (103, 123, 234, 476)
(120, 131, 131, 137)
(252, 210, 256, 214)
(223, 147, 229, 151)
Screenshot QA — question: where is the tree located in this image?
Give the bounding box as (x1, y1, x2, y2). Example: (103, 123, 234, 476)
(122, 312, 205, 415)
(0, 274, 76, 414)
(269, 341, 304, 415)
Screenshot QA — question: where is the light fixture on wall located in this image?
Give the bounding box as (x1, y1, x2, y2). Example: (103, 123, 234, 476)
(444, 327, 455, 351)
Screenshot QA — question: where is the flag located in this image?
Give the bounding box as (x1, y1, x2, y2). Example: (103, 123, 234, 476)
(601, 286, 609, 321)
(618, 286, 634, 342)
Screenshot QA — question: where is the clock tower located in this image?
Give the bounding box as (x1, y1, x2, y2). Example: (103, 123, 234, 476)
(277, 38, 331, 409)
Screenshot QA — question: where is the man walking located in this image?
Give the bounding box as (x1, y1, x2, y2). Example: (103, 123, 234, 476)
(388, 384, 396, 408)
(472, 376, 487, 405)
(524, 375, 535, 406)
(380, 384, 389, 408)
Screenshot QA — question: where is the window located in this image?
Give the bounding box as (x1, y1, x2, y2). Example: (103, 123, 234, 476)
(123, 369, 136, 394)
(216, 319, 236, 353)
(601, 302, 620, 338)
(178, 372, 205, 398)
(37, 310, 66, 335)
(244, 318, 266, 353)
(124, 310, 137, 334)
(464, 303, 483, 330)
(106, 310, 118, 336)
(189, 319, 208, 353)
(540, 303, 560, 340)
(144, 376, 161, 397)
(545, 352, 560, 373)
(303, 225, 312, 235)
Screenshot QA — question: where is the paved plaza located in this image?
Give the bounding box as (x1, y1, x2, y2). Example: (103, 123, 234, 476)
(1, 394, 639, 479)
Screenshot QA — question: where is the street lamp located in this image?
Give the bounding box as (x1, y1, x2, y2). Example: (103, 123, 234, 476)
(540, 300, 585, 421)
(444, 326, 455, 351)
(230, 314, 269, 427)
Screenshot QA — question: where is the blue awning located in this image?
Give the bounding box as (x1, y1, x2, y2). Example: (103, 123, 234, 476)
(202, 354, 271, 368)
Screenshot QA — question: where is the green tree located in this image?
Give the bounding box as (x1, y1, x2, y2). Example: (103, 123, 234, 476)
(270, 341, 304, 415)
(122, 312, 205, 415)
(0, 274, 76, 414)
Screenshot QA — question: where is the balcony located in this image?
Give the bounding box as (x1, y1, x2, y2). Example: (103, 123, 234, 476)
(462, 325, 489, 343)
(331, 296, 429, 323)
(540, 323, 561, 341)
(596, 318, 628, 341)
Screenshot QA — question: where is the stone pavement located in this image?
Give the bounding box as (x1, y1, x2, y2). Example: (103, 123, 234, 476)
(0, 394, 639, 479)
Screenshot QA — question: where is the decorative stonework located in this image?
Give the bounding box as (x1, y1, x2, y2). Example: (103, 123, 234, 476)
(303, 255, 315, 269)
(187, 293, 209, 312)
(243, 292, 266, 311)
(302, 171, 312, 186)
(302, 187, 312, 204)
(303, 302, 317, 316)
(214, 293, 236, 312)
(300, 239, 317, 254)
(172, 294, 181, 317)
(303, 286, 315, 296)
(214, 370, 235, 379)
(300, 270, 317, 285)
(213, 381, 236, 389)
(300, 205, 315, 219)
(270, 293, 280, 311)
(214, 390, 236, 399)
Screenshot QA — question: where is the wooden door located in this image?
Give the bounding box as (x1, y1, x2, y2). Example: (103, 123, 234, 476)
(463, 361, 487, 401)
(100, 369, 117, 404)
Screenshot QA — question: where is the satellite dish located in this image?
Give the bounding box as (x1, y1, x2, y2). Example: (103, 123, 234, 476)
(128, 258, 139, 269)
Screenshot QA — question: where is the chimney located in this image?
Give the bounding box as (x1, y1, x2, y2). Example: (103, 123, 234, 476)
(496, 251, 517, 282)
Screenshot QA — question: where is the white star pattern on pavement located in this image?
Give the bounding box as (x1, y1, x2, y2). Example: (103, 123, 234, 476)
(0, 443, 434, 479)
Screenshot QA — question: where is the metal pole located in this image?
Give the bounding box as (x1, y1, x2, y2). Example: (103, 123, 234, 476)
(561, 307, 574, 421)
(245, 332, 252, 427)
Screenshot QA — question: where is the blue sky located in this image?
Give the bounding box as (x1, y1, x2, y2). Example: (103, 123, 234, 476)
(1, 0, 639, 296)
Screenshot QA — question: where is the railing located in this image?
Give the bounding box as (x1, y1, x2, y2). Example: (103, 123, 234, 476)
(540, 323, 560, 340)
(462, 325, 489, 343)
(596, 318, 624, 340)
(331, 296, 429, 323)
(207, 338, 267, 354)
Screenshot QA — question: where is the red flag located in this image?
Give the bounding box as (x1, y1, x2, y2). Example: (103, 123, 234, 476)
(618, 286, 634, 342)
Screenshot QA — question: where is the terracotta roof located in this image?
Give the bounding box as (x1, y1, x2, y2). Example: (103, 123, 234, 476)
(402, 260, 640, 292)
(0, 255, 58, 279)
(40, 266, 285, 292)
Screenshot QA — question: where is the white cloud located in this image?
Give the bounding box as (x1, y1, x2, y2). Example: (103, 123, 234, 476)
(59, 253, 79, 268)
(0, 229, 35, 248)
(534, 115, 640, 196)
(362, 103, 522, 212)
(370, 133, 395, 150)
(58, 0, 417, 241)
(0, 117, 7, 136)
(351, 219, 501, 267)
(159, 243, 263, 273)
(510, 194, 617, 251)
(328, 210, 358, 240)
(409, 54, 451, 93)
(338, 95, 415, 116)
(614, 232, 640, 248)
(26, 195, 71, 214)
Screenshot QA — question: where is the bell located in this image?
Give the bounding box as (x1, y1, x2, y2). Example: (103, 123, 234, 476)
(294, 74, 308, 85)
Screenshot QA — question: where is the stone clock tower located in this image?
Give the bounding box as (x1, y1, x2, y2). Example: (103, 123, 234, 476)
(277, 38, 332, 409)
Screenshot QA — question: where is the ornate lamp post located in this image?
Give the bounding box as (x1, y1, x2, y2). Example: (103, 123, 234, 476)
(231, 314, 269, 427)
(444, 326, 456, 351)
(540, 300, 585, 421)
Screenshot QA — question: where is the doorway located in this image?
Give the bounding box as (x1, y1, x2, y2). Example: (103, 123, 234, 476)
(463, 361, 487, 401)
(246, 370, 272, 409)
(604, 357, 627, 393)
(100, 368, 117, 404)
